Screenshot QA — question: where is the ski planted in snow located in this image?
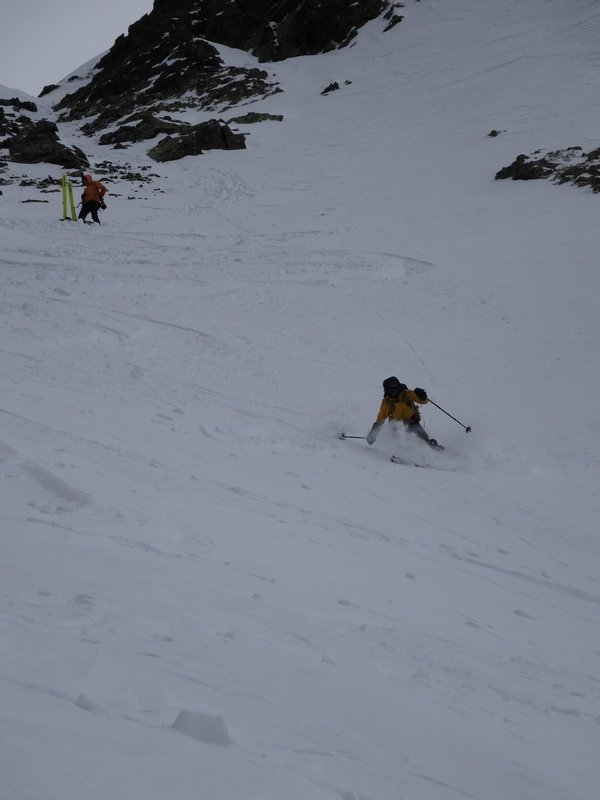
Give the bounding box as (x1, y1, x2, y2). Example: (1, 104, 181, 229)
(68, 179, 76, 220)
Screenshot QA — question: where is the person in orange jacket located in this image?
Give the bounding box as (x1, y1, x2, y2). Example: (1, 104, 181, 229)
(78, 173, 107, 225)
(367, 376, 442, 448)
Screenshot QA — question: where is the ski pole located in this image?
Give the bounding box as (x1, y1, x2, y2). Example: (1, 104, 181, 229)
(428, 400, 471, 432)
(340, 433, 367, 440)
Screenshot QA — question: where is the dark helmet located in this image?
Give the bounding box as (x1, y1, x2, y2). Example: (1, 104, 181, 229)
(382, 376, 406, 397)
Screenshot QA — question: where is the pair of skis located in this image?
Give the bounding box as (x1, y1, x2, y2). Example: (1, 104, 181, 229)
(61, 175, 77, 221)
(339, 433, 439, 469)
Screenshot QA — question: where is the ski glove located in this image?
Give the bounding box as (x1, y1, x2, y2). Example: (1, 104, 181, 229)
(414, 387, 427, 401)
(366, 423, 381, 445)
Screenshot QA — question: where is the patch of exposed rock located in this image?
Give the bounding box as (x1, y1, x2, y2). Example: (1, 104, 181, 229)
(228, 112, 283, 124)
(99, 113, 188, 146)
(1, 97, 38, 114)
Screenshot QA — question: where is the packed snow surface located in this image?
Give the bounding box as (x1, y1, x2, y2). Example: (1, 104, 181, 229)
(1, 2, 599, 799)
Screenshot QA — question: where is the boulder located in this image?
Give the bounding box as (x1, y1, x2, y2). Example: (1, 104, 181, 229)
(99, 113, 187, 145)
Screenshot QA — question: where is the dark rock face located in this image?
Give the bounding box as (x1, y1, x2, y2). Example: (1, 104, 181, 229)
(5, 119, 89, 168)
(383, 8, 404, 32)
(1, 107, 90, 168)
(174, 0, 390, 60)
(55, 0, 389, 133)
(147, 119, 246, 162)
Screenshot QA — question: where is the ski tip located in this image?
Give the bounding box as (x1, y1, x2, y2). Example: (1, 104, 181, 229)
(391, 456, 427, 468)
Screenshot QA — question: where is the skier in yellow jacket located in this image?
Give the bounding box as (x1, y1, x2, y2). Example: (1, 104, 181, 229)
(367, 376, 442, 448)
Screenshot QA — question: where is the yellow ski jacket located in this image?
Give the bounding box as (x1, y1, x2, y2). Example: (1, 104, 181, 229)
(375, 389, 428, 424)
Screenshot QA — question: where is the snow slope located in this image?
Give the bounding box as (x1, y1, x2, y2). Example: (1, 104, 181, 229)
(1, 2, 599, 799)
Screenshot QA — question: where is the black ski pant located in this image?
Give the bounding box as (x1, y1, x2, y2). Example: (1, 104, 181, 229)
(79, 200, 101, 224)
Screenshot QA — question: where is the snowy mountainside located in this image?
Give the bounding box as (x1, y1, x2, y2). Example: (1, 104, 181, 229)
(1, 2, 599, 800)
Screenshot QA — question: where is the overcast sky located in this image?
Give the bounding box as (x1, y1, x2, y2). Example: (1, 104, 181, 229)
(0, 0, 154, 96)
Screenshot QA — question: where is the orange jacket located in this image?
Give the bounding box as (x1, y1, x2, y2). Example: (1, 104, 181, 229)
(375, 388, 428, 424)
(82, 174, 107, 204)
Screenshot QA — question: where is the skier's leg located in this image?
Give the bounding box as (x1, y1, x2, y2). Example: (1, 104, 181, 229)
(405, 420, 443, 448)
(405, 420, 430, 442)
(90, 202, 101, 224)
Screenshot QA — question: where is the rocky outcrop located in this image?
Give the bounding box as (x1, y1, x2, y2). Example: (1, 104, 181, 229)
(147, 119, 246, 162)
(1, 100, 89, 168)
(54, 19, 279, 132)
(496, 147, 600, 193)
(4, 119, 88, 168)
(0, 103, 34, 140)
